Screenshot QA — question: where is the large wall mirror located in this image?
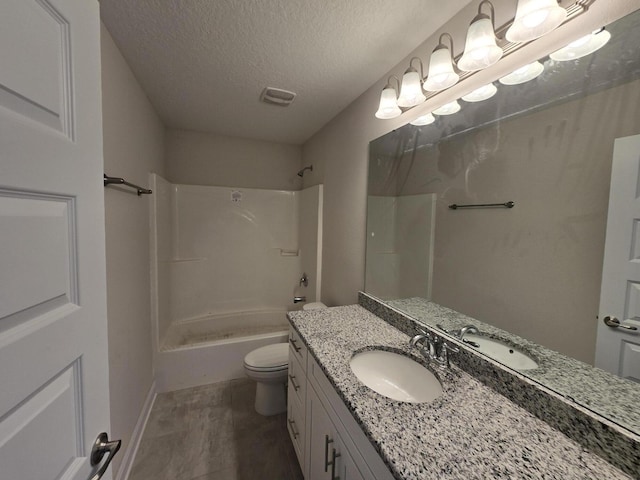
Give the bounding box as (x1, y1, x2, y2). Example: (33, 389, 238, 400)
(366, 7, 640, 436)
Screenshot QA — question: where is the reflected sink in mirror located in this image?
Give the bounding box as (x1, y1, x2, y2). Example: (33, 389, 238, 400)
(349, 350, 443, 403)
(463, 334, 538, 371)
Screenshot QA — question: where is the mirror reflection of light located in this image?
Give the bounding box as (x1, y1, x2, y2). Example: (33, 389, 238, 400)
(410, 113, 436, 126)
(461, 83, 498, 102)
(550, 28, 611, 61)
(432, 100, 461, 116)
(499, 61, 544, 85)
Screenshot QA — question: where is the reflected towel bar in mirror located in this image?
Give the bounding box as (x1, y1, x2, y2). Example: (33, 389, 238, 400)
(449, 201, 514, 210)
(104, 174, 152, 196)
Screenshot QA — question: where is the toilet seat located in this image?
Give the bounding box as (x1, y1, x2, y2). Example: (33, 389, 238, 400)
(243, 343, 288, 371)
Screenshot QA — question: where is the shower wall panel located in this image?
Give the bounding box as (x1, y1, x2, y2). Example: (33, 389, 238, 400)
(150, 174, 174, 346)
(365, 193, 436, 300)
(170, 184, 301, 320)
(298, 185, 323, 302)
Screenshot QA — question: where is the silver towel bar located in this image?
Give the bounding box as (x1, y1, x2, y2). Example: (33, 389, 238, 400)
(449, 201, 514, 210)
(103, 174, 152, 196)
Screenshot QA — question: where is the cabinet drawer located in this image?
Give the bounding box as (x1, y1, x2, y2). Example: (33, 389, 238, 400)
(288, 327, 307, 367)
(288, 349, 306, 407)
(287, 388, 305, 467)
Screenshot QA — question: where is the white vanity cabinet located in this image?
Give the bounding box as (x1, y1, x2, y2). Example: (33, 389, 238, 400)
(288, 328, 308, 468)
(287, 327, 395, 480)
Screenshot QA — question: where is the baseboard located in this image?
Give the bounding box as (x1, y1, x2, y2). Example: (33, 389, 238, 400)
(114, 380, 157, 480)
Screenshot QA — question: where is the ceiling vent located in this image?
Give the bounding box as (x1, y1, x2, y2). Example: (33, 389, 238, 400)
(260, 87, 296, 107)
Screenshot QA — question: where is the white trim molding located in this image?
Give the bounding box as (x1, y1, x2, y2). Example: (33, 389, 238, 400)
(114, 381, 157, 480)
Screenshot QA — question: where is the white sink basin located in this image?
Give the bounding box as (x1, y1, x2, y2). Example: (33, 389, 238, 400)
(349, 350, 443, 403)
(464, 334, 538, 370)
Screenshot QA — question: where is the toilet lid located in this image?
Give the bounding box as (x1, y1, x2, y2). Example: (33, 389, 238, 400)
(244, 343, 289, 369)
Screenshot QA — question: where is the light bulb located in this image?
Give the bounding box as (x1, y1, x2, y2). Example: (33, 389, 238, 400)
(397, 69, 426, 108)
(461, 83, 497, 102)
(375, 87, 401, 119)
(433, 100, 461, 116)
(550, 28, 611, 61)
(424, 47, 459, 92)
(506, 0, 567, 43)
(458, 16, 503, 72)
(499, 61, 544, 85)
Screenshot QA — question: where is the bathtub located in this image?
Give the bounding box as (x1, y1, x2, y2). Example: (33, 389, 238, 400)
(156, 309, 290, 392)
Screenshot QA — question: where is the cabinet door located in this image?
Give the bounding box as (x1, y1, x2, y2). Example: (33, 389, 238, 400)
(343, 452, 366, 480)
(307, 386, 342, 480)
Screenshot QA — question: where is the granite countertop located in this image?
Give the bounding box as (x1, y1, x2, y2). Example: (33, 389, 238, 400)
(386, 297, 640, 434)
(287, 304, 631, 480)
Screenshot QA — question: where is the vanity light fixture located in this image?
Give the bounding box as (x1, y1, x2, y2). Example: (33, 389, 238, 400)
(499, 61, 544, 85)
(432, 100, 461, 116)
(398, 58, 427, 107)
(458, 1, 503, 72)
(424, 34, 460, 92)
(375, 76, 402, 119)
(506, 0, 567, 43)
(550, 27, 611, 61)
(461, 83, 498, 102)
(374, 0, 595, 120)
(410, 113, 436, 126)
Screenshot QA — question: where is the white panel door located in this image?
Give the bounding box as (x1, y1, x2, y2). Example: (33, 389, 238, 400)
(596, 134, 640, 382)
(0, 1, 114, 479)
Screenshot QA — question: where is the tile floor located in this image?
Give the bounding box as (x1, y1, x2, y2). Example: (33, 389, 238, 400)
(129, 378, 304, 480)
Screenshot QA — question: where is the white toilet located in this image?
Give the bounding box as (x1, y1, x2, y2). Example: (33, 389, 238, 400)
(243, 342, 289, 416)
(243, 302, 327, 416)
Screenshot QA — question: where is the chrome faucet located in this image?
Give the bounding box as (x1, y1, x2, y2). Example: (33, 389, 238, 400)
(430, 336, 459, 369)
(458, 325, 480, 348)
(459, 325, 478, 339)
(409, 329, 457, 369)
(293, 296, 306, 303)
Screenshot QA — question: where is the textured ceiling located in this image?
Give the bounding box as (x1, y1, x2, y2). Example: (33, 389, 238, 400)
(99, 0, 471, 145)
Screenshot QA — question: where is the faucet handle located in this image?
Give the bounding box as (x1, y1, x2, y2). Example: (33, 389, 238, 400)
(443, 342, 459, 354)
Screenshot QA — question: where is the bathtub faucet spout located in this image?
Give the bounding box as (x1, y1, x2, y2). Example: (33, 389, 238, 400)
(293, 296, 306, 303)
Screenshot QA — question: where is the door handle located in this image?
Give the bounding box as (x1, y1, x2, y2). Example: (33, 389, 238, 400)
(603, 316, 638, 331)
(330, 448, 341, 480)
(90, 432, 121, 480)
(324, 435, 333, 472)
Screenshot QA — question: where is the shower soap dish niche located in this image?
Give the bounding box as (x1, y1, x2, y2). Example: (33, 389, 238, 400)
(279, 249, 299, 256)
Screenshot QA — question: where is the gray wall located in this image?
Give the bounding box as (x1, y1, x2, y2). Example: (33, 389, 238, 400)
(101, 23, 166, 475)
(166, 129, 302, 190)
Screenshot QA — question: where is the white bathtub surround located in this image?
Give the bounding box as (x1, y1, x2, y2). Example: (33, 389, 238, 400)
(150, 175, 323, 392)
(365, 193, 436, 300)
(156, 311, 287, 393)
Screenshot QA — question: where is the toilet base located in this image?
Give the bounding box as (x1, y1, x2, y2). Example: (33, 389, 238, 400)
(255, 381, 287, 416)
